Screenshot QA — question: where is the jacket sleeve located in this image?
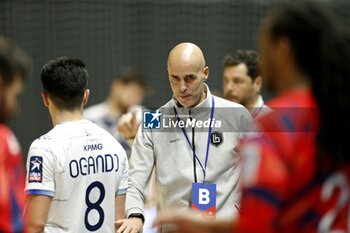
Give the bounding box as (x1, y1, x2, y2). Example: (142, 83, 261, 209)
(125, 125, 155, 217)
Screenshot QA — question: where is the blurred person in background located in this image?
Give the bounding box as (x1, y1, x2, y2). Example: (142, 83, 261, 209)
(0, 36, 29, 233)
(155, 3, 350, 233)
(84, 69, 147, 157)
(116, 42, 252, 233)
(223, 50, 270, 119)
(25, 57, 128, 233)
(85, 68, 156, 233)
(114, 74, 157, 233)
(118, 112, 158, 233)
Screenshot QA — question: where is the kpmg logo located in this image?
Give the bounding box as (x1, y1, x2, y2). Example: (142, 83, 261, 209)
(143, 110, 162, 129)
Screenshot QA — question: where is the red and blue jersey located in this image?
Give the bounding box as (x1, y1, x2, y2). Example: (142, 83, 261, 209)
(236, 89, 350, 233)
(0, 124, 26, 233)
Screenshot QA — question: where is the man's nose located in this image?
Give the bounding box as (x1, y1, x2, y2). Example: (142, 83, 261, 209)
(179, 79, 187, 92)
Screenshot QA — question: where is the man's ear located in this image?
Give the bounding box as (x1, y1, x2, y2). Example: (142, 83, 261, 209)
(254, 76, 263, 91)
(83, 89, 90, 106)
(203, 66, 209, 81)
(41, 92, 49, 107)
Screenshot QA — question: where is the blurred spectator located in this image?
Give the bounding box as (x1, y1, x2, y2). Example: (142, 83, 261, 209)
(111, 72, 157, 233)
(0, 36, 29, 233)
(84, 69, 147, 156)
(223, 50, 270, 118)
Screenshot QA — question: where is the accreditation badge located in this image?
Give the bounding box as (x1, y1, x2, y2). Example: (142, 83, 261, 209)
(191, 182, 216, 217)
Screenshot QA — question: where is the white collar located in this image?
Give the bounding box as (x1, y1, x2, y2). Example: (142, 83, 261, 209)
(253, 95, 265, 108)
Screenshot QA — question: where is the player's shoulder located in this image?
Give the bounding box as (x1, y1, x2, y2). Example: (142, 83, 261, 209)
(30, 127, 57, 150)
(30, 121, 78, 150)
(0, 123, 21, 156)
(88, 121, 127, 152)
(86, 120, 115, 137)
(0, 123, 12, 139)
(267, 89, 316, 108)
(257, 98, 317, 133)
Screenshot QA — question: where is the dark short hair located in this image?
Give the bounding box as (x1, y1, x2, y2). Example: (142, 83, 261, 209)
(223, 50, 260, 81)
(114, 68, 147, 89)
(0, 36, 29, 85)
(41, 57, 88, 110)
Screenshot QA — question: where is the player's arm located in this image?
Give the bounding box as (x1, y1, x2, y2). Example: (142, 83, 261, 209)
(117, 125, 154, 233)
(115, 152, 128, 221)
(26, 195, 52, 233)
(25, 141, 56, 233)
(235, 137, 288, 233)
(116, 194, 126, 221)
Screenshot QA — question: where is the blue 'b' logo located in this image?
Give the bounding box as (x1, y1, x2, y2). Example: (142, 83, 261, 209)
(191, 183, 217, 217)
(143, 110, 161, 129)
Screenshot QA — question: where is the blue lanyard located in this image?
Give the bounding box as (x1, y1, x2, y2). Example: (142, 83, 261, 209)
(173, 96, 215, 182)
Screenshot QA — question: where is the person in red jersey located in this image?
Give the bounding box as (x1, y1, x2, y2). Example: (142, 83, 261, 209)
(154, 3, 350, 233)
(0, 36, 29, 233)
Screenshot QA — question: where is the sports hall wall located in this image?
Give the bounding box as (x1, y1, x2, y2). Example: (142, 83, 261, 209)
(1, 0, 349, 156)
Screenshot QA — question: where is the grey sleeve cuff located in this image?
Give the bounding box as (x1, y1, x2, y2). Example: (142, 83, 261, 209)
(126, 207, 144, 218)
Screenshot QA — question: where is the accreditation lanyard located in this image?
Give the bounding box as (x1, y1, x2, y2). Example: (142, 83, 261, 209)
(173, 96, 215, 183)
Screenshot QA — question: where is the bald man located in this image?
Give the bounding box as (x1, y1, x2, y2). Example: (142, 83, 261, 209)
(116, 43, 252, 233)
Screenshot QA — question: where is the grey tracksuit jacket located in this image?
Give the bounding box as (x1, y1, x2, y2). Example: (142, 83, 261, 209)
(126, 86, 252, 231)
